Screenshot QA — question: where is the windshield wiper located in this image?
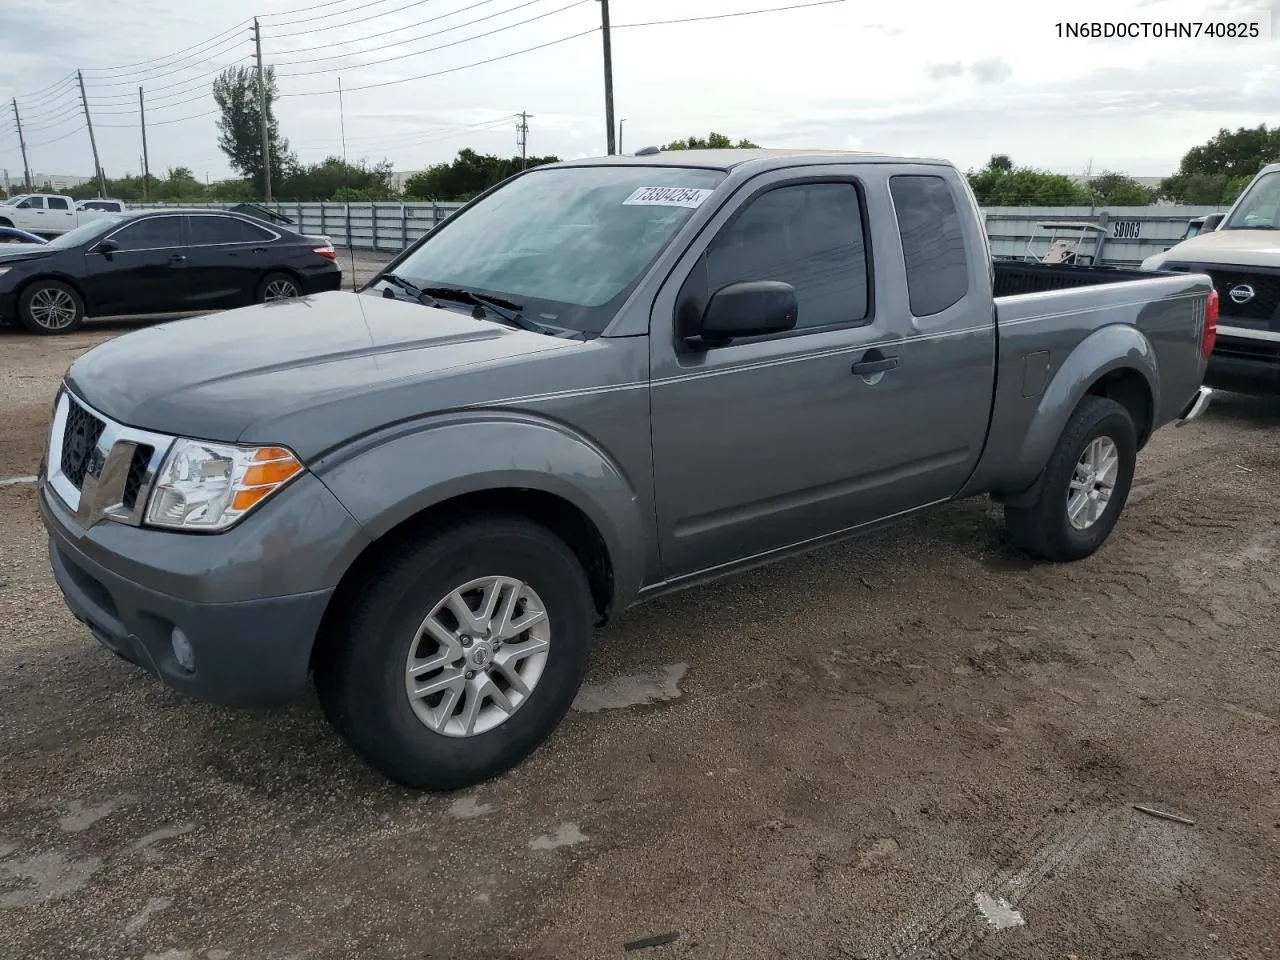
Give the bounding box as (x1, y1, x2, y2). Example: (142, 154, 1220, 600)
(378, 273, 441, 306)
(421, 286, 555, 335)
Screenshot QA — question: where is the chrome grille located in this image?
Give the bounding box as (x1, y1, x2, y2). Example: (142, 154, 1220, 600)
(45, 390, 174, 529)
(59, 397, 107, 489)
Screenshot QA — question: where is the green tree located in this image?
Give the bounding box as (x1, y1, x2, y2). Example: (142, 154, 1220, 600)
(213, 65, 296, 200)
(281, 156, 399, 202)
(659, 132, 760, 150)
(966, 155, 1091, 206)
(1160, 124, 1280, 203)
(1086, 171, 1155, 206)
(401, 148, 559, 202)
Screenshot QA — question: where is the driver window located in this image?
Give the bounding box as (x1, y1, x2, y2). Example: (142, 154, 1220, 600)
(704, 182, 870, 330)
(18, 197, 44, 209)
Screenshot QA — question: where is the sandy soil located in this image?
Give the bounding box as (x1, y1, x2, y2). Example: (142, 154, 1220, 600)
(0, 309, 1277, 960)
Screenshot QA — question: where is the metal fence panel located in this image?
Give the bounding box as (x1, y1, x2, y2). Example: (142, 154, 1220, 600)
(129, 200, 1229, 266)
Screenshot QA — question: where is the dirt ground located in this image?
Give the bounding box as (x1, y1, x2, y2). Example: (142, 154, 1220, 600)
(1, 295, 1278, 960)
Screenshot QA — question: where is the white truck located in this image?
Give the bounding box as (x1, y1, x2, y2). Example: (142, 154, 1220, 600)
(1142, 162, 1280, 395)
(0, 194, 128, 237)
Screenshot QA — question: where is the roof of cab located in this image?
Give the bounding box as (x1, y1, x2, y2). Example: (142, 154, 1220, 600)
(543, 148, 953, 172)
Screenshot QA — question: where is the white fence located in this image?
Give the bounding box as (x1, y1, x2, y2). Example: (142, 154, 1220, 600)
(130, 200, 1232, 267)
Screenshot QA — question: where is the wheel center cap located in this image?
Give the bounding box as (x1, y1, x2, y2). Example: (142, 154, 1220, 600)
(469, 642, 493, 669)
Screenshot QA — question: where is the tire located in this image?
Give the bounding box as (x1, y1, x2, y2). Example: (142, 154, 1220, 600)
(257, 271, 301, 303)
(0, 218, 12, 228)
(314, 513, 596, 790)
(1004, 395, 1137, 562)
(18, 279, 85, 335)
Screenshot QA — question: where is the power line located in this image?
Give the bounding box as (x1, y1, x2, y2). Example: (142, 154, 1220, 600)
(276, 0, 590, 77)
(267, 0, 519, 55)
(260, 0, 434, 30)
(78, 20, 253, 75)
(278, 27, 596, 96)
(612, 0, 849, 29)
(26, 125, 86, 149)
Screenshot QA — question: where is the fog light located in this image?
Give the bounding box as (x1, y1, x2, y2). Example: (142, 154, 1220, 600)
(171, 628, 196, 672)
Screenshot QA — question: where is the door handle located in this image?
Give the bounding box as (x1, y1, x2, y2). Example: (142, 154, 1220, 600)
(168, 254, 187, 264)
(851, 352, 899, 376)
(252, 247, 267, 253)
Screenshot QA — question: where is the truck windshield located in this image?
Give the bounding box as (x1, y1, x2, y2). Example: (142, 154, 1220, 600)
(386, 165, 727, 335)
(1223, 170, 1280, 230)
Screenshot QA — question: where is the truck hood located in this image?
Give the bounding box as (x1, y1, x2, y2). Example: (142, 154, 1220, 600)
(1145, 228, 1280, 269)
(67, 290, 587, 455)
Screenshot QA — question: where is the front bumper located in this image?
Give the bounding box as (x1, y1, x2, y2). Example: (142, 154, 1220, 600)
(1204, 331, 1280, 396)
(38, 466, 368, 708)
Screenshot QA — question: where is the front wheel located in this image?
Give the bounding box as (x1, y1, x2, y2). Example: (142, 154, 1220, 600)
(1004, 395, 1137, 562)
(18, 279, 85, 335)
(314, 514, 596, 790)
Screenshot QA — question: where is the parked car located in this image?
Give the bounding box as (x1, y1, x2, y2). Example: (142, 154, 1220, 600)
(1142, 162, 1280, 394)
(38, 148, 1215, 790)
(0, 209, 341, 334)
(0, 225, 48, 247)
(0, 193, 126, 237)
(76, 198, 128, 214)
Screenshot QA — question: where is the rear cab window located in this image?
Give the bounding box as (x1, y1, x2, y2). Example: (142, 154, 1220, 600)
(47, 197, 70, 210)
(889, 174, 971, 322)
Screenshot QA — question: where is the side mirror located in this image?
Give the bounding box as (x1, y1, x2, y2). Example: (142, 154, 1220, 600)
(94, 239, 119, 257)
(1202, 213, 1225, 232)
(690, 280, 798, 347)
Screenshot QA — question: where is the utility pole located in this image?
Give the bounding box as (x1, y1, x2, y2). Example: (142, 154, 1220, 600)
(253, 17, 273, 203)
(598, 0, 616, 154)
(76, 70, 108, 197)
(516, 111, 531, 169)
(10, 99, 31, 190)
(338, 76, 347, 163)
(139, 86, 151, 201)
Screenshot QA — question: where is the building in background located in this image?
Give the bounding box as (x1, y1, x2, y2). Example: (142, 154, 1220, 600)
(2, 172, 93, 194)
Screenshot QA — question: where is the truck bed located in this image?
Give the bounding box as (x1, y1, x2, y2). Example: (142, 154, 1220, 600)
(992, 259, 1164, 298)
(959, 258, 1215, 503)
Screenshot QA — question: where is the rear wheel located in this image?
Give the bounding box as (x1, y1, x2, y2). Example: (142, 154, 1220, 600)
(18, 279, 85, 335)
(314, 514, 596, 790)
(1004, 395, 1137, 562)
(257, 271, 301, 303)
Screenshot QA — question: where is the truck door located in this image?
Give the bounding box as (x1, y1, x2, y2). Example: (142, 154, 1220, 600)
(11, 195, 46, 232)
(44, 196, 77, 232)
(647, 165, 995, 580)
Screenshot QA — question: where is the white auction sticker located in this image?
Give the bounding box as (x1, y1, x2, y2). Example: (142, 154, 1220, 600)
(623, 186, 714, 209)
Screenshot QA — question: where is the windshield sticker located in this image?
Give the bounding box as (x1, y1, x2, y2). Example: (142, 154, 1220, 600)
(623, 186, 714, 209)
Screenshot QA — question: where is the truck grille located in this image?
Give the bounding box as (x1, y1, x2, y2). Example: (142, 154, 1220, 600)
(46, 390, 173, 528)
(59, 396, 107, 490)
(1209, 269, 1280, 324)
(122, 445, 155, 510)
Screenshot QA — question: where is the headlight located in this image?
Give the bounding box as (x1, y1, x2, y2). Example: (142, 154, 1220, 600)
(144, 439, 303, 531)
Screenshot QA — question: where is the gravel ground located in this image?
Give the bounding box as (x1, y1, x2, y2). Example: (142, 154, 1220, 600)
(0, 308, 1278, 960)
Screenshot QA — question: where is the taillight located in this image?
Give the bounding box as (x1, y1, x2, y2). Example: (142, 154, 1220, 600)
(313, 244, 336, 260)
(1202, 288, 1218, 360)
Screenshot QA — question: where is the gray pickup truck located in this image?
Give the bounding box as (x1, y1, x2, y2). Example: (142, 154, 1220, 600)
(38, 149, 1216, 790)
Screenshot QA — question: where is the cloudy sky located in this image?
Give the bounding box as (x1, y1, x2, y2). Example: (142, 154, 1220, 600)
(0, 0, 1276, 185)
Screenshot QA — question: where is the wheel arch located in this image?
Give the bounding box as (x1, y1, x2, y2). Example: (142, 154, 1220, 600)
(312, 485, 617, 672)
(308, 413, 650, 666)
